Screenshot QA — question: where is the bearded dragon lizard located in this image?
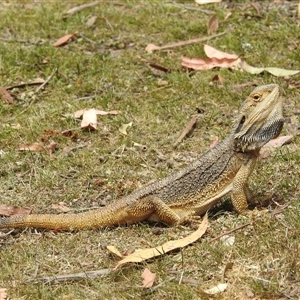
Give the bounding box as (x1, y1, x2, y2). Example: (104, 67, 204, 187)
(0, 84, 284, 231)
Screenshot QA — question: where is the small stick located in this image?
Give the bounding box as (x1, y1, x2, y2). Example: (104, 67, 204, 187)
(210, 204, 289, 243)
(173, 115, 200, 148)
(35, 68, 57, 93)
(27, 269, 111, 283)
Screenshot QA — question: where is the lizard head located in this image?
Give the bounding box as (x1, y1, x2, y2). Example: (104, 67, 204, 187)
(233, 84, 284, 152)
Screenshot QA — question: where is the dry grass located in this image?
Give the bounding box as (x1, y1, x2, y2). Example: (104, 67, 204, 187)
(0, 1, 300, 299)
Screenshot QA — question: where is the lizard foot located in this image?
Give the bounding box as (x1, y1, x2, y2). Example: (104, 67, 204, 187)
(176, 215, 202, 229)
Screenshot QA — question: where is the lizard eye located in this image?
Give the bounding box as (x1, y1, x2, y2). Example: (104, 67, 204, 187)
(253, 93, 261, 101)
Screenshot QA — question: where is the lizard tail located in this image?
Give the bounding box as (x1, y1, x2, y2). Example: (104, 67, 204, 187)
(0, 201, 131, 231)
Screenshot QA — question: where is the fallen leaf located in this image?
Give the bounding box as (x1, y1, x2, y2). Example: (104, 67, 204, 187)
(260, 135, 293, 159)
(207, 14, 218, 35)
(47, 140, 57, 154)
(106, 245, 124, 258)
(204, 283, 227, 295)
(204, 44, 239, 60)
(241, 61, 300, 77)
(53, 33, 77, 47)
(51, 202, 71, 213)
(195, 0, 222, 3)
(18, 142, 45, 152)
(182, 56, 240, 70)
(66, 1, 100, 15)
(74, 109, 118, 118)
(249, 2, 261, 17)
(80, 108, 98, 130)
(0, 205, 31, 217)
(220, 235, 235, 246)
(141, 268, 156, 288)
(0, 87, 15, 104)
(86, 16, 97, 27)
(114, 214, 208, 269)
(119, 122, 132, 135)
(0, 288, 7, 300)
(224, 11, 232, 20)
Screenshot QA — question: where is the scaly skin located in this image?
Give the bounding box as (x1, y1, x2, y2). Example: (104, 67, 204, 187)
(0, 84, 284, 231)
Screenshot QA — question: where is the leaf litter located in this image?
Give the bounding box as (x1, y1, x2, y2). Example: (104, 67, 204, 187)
(112, 214, 208, 269)
(182, 44, 300, 76)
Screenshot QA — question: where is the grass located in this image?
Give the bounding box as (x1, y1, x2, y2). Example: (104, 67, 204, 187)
(0, 1, 300, 299)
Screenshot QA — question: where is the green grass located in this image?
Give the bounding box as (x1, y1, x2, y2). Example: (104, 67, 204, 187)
(0, 1, 300, 299)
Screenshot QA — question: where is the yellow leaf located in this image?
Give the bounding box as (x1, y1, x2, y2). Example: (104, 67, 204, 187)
(114, 214, 208, 269)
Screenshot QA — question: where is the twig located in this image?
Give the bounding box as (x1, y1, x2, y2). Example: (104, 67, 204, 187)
(210, 204, 289, 243)
(0, 229, 14, 239)
(27, 269, 111, 284)
(0, 37, 43, 45)
(65, 1, 100, 15)
(169, 1, 215, 14)
(35, 68, 57, 93)
(173, 115, 201, 148)
(146, 31, 226, 53)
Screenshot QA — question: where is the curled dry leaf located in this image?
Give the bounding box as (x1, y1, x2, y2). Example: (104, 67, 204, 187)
(53, 32, 78, 47)
(0, 87, 15, 104)
(106, 245, 123, 258)
(207, 14, 219, 34)
(182, 56, 240, 70)
(80, 109, 98, 130)
(86, 16, 97, 27)
(0, 289, 7, 300)
(141, 268, 156, 288)
(0, 205, 31, 217)
(204, 283, 227, 295)
(18, 142, 45, 152)
(204, 44, 239, 60)
(260, 135, 293, 159)
(113, 214, 208, 269)
(119, 122, 132, 135)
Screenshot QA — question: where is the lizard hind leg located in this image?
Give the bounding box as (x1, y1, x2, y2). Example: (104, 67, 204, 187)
(130, 196, 183, 226)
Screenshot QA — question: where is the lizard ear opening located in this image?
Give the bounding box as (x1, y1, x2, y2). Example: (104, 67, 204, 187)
(235, 115, 245, 133)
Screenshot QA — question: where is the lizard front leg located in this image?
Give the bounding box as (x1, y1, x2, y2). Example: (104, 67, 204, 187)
(231, 157, 257, 213)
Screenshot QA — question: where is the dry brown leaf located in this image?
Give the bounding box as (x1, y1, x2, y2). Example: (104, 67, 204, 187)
(0, 205, 31, 217)
(51, 202, 71, 213)
(106, 245, 123, 258)
(18, 142, 45, 152)
(204, 283, 227, 294)
(207, 14, 218, 34)
(47, 140, 57, 154)
(224, 11, 232, 20)
(204, 44, 239, 60)
(249, 2, 261, 17)
(0, 289, 7, 300)
(53, 33, 77, 47)
(113, 214, 208, 269)
(86, 16, 97, 27)
(141, 268, 156, 288)
(80, 109, 98, 130)
(260, 135, 293, 159)
(0, 87, 15, 104)
(182, 56, 240, 70)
